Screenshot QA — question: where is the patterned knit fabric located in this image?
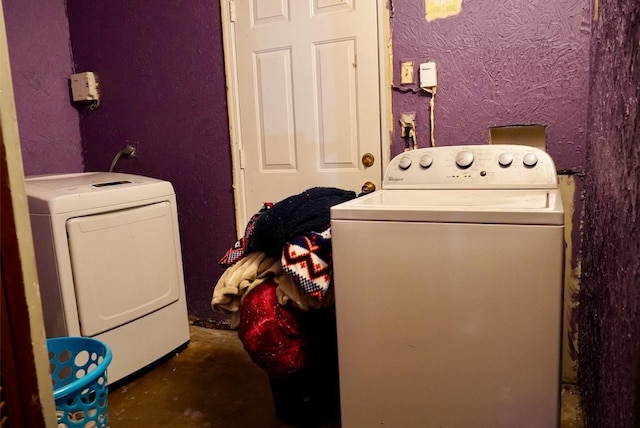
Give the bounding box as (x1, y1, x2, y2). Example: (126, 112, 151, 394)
(281, 227, 333, 302)
(251, 187, 355, 258)
(219, 203, 273, 267)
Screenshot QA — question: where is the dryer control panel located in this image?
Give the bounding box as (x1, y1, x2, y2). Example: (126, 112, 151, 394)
(383, 145, 558, 190)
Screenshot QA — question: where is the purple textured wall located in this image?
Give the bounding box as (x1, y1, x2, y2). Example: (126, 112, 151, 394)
(390, 0, 591, 173)
(6, 0, 594, 330)
(579, 0, 640, 424)
(389, 1, 590, 375)
(65, 0, 236, 321)
(2, 0, 83, 175)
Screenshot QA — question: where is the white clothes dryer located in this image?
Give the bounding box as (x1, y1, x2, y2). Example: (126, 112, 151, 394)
(330, 145, 564, 427)
(26, 172, 190, 384)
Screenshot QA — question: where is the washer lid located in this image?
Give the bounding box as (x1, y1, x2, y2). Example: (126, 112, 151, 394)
(330, 189, 564, 225)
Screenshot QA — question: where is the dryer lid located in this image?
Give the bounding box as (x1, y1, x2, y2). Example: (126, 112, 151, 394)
(25, 172, 175, 214)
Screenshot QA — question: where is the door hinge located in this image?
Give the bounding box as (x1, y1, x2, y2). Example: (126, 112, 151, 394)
(239, 148, 245, 169)
(229, 0, 236, 22)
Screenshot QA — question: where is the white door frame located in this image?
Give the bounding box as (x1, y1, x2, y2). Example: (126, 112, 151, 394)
(1, 4, 58, 425)
(220, 0, 392, 235)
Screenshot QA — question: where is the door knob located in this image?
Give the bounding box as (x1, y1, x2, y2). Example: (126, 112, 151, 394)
(361, 153, 375, 167)
(361, 181, 376, 194)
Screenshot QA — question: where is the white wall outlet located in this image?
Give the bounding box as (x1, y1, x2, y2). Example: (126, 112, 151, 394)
(419, 61, 437, 89)
(400, 61, 414, 85)
(70, 72, 100, 102)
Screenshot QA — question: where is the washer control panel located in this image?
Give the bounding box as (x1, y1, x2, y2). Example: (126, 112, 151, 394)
(383, 145, 558, 189)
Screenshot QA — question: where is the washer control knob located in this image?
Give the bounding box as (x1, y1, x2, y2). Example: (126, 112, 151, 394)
(398, 156, 412, 170)
(419, 155, 433, 169)
(498, 152, 514, 167)
(523, 152, 538, 167)
(455, 151, 474, 169)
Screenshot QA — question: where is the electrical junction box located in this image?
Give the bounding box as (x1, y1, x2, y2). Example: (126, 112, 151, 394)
(70, 72, 100, 102)
(419, 61, 437, 90)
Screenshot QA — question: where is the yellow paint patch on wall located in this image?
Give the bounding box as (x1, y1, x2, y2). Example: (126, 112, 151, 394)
(425, 0, 463, 22)
(383, 5, 395, 160)
(489, 125, 546, 151)
(558, 174, 580, 383)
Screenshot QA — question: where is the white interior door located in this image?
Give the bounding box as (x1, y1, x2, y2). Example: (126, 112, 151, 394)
(227, 0, 384, 226)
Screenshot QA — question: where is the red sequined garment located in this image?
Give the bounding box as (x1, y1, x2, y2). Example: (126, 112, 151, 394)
(238, 280, 307, 377)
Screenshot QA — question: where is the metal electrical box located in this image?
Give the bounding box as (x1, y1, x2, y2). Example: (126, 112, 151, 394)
(70, 72, 100, 102)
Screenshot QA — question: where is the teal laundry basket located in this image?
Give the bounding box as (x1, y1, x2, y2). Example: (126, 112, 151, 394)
(47, 337, 112, 428)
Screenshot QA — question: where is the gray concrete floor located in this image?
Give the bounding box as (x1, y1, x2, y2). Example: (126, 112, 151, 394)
(107, 325, 583, 427)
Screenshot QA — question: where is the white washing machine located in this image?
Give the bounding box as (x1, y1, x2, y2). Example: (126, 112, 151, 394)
(330, 145, 564, 427)
(26, 172, 190, 384)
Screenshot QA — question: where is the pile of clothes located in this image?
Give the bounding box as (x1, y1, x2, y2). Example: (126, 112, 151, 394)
(211, 187, 356, 378)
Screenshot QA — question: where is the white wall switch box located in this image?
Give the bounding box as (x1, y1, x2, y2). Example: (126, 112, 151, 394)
(70, 72, 100, 102)
(419, 61, 437, 89)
